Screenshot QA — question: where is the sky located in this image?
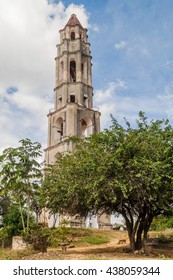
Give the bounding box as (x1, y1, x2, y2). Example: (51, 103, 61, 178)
(1, 0, 173, 154)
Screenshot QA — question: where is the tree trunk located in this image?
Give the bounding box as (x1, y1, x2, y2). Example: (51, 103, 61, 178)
(135, 224, 143, 250)
(124, 214, 144, 251)
(122, 212, 137, 251)
(26, 195, 30, 232)
(19, 200, 25, 231)
(143, 216, 153, 244)
(1, 239, 5, 248)
(126, 224, 136, 250)
(129, 233, 135, 250)
(53, 213, 59, 228)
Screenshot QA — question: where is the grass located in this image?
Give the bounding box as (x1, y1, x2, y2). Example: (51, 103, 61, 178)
(0, 247, 35, 260)
(0, 228, 113, 259)
(79, 234, 110, 245)
(149, 229, 173, 240)
(0, 228, 172, 260)
(48, 228, 110, 246)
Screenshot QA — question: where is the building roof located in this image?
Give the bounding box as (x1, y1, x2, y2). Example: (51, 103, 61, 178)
(62, 14, 84, 30)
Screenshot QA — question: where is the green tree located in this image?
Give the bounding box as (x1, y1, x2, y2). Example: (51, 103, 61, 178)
(42, 113, 173, 250)
(0, 138, 43, 233)
(0, 195, 11, 221)
(3, 204, 36, 237)
(151, 215, 173, 231)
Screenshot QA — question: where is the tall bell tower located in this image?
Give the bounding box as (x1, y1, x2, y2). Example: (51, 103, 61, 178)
(44, 15, 111, 229)
(45, 14, 100, 164)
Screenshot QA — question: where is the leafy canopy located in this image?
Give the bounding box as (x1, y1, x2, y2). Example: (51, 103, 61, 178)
(0, 138, 43, 232)
(43, 112, 173, 250)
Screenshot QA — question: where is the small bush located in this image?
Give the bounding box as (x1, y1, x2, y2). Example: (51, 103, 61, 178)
(151, 215, 173, 231)
(3, 205, 37, 237)
(47, 226, 91, 247)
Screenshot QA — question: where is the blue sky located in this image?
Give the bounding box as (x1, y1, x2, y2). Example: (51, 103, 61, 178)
(0, 0, 173, 153)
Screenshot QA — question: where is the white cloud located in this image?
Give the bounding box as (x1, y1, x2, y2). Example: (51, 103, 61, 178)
(115, 40, 127, 49)
(90, 24, 99, 33)
(94, 80, 127, 129)
(158, 83, 173, 100)
(157, 83, 173, 119)
(0, 0, 88, 152)
(94, 81, 171, 130)
(94, 80, 127, 103)
(164, 60, 173, 70)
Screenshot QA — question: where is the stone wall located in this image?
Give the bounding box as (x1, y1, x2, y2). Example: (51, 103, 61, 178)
(12, 236, 27, 250)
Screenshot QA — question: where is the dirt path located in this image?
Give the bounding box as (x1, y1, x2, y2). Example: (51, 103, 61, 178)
(22, 231, 173, 260)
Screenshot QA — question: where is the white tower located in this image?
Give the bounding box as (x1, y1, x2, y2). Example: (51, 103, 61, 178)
(45, 14, 100, 164)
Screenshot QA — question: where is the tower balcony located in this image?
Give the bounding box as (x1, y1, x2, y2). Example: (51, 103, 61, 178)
(48, 104, 100, 115)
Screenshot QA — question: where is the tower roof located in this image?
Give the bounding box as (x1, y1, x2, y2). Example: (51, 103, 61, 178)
(61, 14, 84, 30)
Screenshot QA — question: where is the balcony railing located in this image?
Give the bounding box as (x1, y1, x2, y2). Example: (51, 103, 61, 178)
(49, 108, 55, 113)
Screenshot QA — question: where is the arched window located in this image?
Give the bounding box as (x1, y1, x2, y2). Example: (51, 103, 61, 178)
(81, 63, 84, 78)
(81, 117, 92, 137)
(71, 32, 75, 40)
(60, 61, 64, 81)
(70, 60, 76, 82)
(58, 96, 62, 108)
(60, 123, 63, 136)
(84, 96, 88, 107)
(54, 117, 64, 144)
(84, 62, 87, 80)
(81, 119, 87, 137)
(55, 152, 61, 161)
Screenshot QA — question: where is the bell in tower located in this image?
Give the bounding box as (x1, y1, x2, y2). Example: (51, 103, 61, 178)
(45, 14, 101, 164)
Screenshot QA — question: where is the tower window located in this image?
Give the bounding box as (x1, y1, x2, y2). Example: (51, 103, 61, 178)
(60, 123, 63, 136)
(84, 96, 88, 107)
(56, 121, 63, 136)
(84, 62, 87, 79)
(81, 119, 87, 126)
(71, 32, 75, 40)
(81, 63, 84, 78)
(54, 117, 64, 144)
(70, 61, 76, 82)
(70, 95, 75, 103)
(81, 119, 87, 137)
(58, 96, 62, 108)
(81, 117, 92, 137)
(60, 61, 64, 80)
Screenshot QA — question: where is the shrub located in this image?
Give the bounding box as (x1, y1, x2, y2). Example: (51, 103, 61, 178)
(3, 205, 37, 237)
(150, 215, 173, 231)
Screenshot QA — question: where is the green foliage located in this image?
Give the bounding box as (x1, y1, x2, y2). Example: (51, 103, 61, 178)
(3, 205, 36, 237)
(22, 226, 92, 248)
(0, 227, 9, 248)
(42, 112, 173, 250)
(0, 227, 9, 240)
(151, 215, 173, 231)
(57, 219, 70, 242)
(0, 138, 43, 232)
(44, 227, 108, 247)
(79, 234, 109, 245)
(0, 196, 10, 216)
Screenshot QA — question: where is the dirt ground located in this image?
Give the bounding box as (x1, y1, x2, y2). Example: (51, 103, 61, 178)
(21, 230, 173, 260)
